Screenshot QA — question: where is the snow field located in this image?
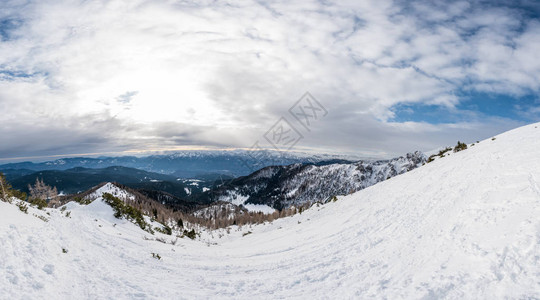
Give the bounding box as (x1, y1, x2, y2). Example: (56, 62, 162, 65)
(1, 123, 540, 298)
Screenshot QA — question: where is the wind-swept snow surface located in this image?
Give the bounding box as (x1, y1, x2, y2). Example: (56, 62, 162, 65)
(2, 124, 540, 298)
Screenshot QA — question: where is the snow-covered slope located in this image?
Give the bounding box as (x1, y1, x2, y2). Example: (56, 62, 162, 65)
(205, 151, 425, 209)
(2, 123, 540, 298)
(85, 182, 136, 201)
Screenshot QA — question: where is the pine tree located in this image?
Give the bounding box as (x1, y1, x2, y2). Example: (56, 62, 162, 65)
(177, 218, 184, 228)
(0, 172, 11, 202)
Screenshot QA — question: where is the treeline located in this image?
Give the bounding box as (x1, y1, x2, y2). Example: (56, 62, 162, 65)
(0, 174, 57, 207)
(190, 201, 313, 230)
(0, 172, 23, 202)
(69, 182, 318, 231)
(1, 174, 320, 232)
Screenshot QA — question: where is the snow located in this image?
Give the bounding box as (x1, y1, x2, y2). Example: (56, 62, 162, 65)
(1, 123, 540, 298)
(85, 182, 135, 201)
(218, 190, 249, 206)
(242, 203, 276, 214)
(212, 151, 425, 208)
(184, 187, 191, 195)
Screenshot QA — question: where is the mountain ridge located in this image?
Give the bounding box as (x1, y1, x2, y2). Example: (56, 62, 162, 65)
(7, 166, 205, 198)
(201, 151, 426, 209)
(1, 123, 539, 298)
(0, 150, 355, 178)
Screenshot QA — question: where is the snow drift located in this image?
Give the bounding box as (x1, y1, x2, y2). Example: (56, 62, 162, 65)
(1, 123, 540, 299)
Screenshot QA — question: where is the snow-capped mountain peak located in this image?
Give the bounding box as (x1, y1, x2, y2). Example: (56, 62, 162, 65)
(85, 182, 135, 201)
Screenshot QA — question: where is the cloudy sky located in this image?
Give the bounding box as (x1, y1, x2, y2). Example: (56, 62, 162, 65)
(1, 0, 539, 162)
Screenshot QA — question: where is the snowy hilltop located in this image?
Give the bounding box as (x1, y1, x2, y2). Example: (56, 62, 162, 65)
(1, 123, 540, 298)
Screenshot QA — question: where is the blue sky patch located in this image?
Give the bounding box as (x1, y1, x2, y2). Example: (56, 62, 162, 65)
(391, 92, 540, 124)
(0, 68, 48, 82)
(0, 18, 23, 41)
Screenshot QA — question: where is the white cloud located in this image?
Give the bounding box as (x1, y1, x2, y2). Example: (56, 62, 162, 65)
(0, 0, 539, 160)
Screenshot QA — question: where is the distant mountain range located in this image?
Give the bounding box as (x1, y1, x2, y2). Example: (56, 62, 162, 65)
(1, 150, 425, 212)
(0, 150, 350, 178)
(5, 166, 210, 198)
(198, 152, 426, 210)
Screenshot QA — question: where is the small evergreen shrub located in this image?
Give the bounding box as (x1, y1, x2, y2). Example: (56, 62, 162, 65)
(17, 201, 28, 214)
(29, 198, 47, 210)
(438, 147, 452, 156)
(427, 147, 454, 162)
(151, 253, 161, 260)
(183, 229, 197, 240)
(74, 196, 92, 205)
(163, 225, 172, 235)
(154, 225, 172, 235)
(33, 214, 49, 222)
(11, 190, 27, 201)
(102, 193, 149, 231)
(453, 141, 468, 152)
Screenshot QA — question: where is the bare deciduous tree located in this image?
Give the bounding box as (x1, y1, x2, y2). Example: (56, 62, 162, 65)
(28, 178, 59, 207)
